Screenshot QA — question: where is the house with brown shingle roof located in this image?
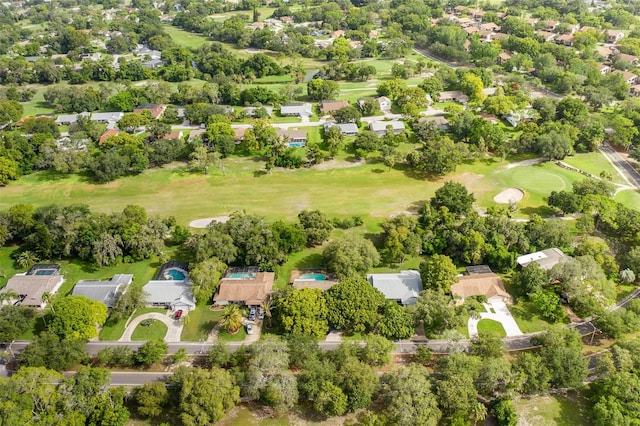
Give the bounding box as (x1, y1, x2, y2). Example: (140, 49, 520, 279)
(134, 104, 167, 120)
(320, 100, 350, 114)
(213, 271, 274, 307)
(606, 30, 625, 43)
(451, 273, 512, 303)
(1, 271, 65, 308)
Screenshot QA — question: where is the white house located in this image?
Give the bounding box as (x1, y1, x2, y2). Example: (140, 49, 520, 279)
(369, 120, 405, 136)
(367, 270, 423, 306)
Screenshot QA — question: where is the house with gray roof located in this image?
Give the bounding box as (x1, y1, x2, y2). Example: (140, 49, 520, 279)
(517, 248, 568, 270)
(323, 122, 359, 136)
(55, 114, 79, 126)
(369, 120, 405, 136)
(141, 59, 166, 69)
(280, 103, 313, 117)
(243, 106, 273, 117)
(367, 270, 423, 306)
(142, 280, 196, 310)
(71, 274, 133, 307)
(90, 111, 124, 123)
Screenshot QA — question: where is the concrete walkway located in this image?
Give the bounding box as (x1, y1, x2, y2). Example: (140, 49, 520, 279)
(119, 313, 183, 343)
(468, 300, 523, 338)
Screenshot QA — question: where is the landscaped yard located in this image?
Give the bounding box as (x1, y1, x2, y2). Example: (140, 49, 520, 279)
(99, 308, 167, 341)
(477, 319, 507, 338)
(563, 152, 627, 185)
(130, 319, 168, 341)
(181, 305, 223, 341)
(515, 392, 592, 426)
(508, 301, 555, 334)
(218, 327, 247, 342)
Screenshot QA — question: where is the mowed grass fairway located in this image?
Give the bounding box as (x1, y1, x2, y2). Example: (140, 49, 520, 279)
(515, 392, 592, 426)
(0, 157, 604, 227)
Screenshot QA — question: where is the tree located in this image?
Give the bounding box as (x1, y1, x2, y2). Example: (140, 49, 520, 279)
(430, 181, 475, 217)
(322, 235, 380, 280)
(179, 367, 240, 426)
(380, 364, 442, 426)
(189, 259, 227, 303)
(307, 78, 339, 101)
(276, 288, 329, 338)
(535, 130, 574, 160)
(414, 289, 461, 337)
(376, 301, 415, 340)
(18, 331, 87, 371)
(492, 399, 519, 426)
(380, 215, 422, 263)
(314, 381, 348, 417)
(530, 327, 588, 389)
(207, 341, 232, 368)
(134, 382, 169, 418)
(0, 306, 36, 342)
(0, 157, 19, 186)
(110, 286, 148, 321)
(220, 304, 243, 333)
(16, 250, 38, 269)
(0, 366, 63, 424)
(206, 121, 236, 157)
(189, 146, 218, 175)
(297, 210, 333, 246)
(360, 334, 394, 366)
(419, 254, 459, 293)
(0, 99, 23, 127)
(135, 340, 168, 367)
(590, 372, 640, 426)
(50, 296, 108, 340)
(323, 276, 385, 334)
(92, 232, 123, 266)
(333, 105, 361, 124)
(620, 268, 636, 284)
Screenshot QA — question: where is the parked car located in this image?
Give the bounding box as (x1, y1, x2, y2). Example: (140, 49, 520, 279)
(174, 309, 183, 320)
(246, 324, 253, 335)
(249, 308, 256, 321)
(258, 309, 265, 320)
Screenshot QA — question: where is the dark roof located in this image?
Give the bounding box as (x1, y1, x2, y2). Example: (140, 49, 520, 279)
(26, 264, 61, 275)
(466, 265, 493, 275)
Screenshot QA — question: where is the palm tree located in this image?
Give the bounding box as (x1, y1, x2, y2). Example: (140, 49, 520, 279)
(0, 289, 18, 306)
(42, 292, 55, 313)
(262, 298, 274, 329)
(16, 251, 39, 269)
(220, 304, 243, 334)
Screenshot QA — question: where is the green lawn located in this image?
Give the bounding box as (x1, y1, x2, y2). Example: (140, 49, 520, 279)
(181, 305, 222, 341)
(615, 189, 640, 211)
(99, 308, 167, 341)
(515, 392, 592, 426)
(1, 153, 595, 228)
(508, 301, 554, 334)
(218, 327, 247, 342)
(162, 25, 211, 49)
(130, 319, 168, 341)
(563, 152, 627, 185)
(477, 319, 507, 338)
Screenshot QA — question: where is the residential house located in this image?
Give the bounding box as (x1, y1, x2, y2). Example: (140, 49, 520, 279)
(376, 96, 392, 111)
(367, 270, 423, 306)
(503, 110, 534, 127)
(369, 30, 378, 39)
(617, 53, 639, 66)
(90, 111, 124, 124)
(525, 18, 539, 26)
(163, 131, 183, 140)
(332, 30, 345, 38)
(213, 271, 275, 307)
(497, 51, 512, 65)
(614, 70, 638, 85)
(606, 30, 625, 43)
(319, 100, 350, 114)
(536, 31, 557, 42)
(482, 87, 498, 96)
(545, 20, 559, 31)
(188, 129, 205, 142)
(71, 274, 133, 308)
(369, 120, 405, 136)
(437, 90, 469, 103)
(55, 114, 79, 126)
(597, 64, 610, 75)
(451, 273, 512, 303)
(631, 84, 640, 96)
(419, 115, 450, 131)
(566, 24, 581, 34)
(142, 264, 195, 310)
(323, 122, 359, 136)
(141, 59, 166, 69)
(479, 22, 500, 32)
(477, 112, 499, 124)
(134, 104, 167, 119)
(290, 270, 338, 291)
(0, 265, 64, 308)
(555, 34, 574, 46)
(277, 129, 307, 146)
(234, 127, 246, 142)
(99, 129, 120, 144)
(243, 106, 273, 117)
(280, 103, 313, 117)
(517, 248, 568, 270)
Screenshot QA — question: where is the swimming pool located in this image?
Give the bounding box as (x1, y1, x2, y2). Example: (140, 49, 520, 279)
(165, 268, 186, 280)
(34, 270, 55, 276)
(228, 272, 256, 279)
(298, 273, 328, 281)
(286, 142, 306, 148)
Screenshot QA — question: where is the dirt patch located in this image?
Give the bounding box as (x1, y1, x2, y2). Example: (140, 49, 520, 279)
(188, 216, 230, 228)
(312, 158, 365, 171)
(505, 158, 544, 169)
(494, 188, 524, 204)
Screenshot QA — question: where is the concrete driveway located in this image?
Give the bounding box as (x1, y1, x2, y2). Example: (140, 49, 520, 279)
(468, 300, 523, 338)
(120, 312, 183, 343)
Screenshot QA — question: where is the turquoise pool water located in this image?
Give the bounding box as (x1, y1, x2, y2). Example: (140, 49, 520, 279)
(229, 272, 256, 279)
(165, 268, 186, 280)
(298, 273, 327, 281)
(286, 142, 305, 148)
(34, 270, 55, 276)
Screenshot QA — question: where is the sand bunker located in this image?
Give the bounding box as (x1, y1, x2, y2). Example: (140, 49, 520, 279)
(494, 188, 524, 204)
(189, 216, 230, 228)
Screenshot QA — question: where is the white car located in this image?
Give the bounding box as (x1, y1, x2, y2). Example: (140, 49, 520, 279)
(246, 324, 254, 335)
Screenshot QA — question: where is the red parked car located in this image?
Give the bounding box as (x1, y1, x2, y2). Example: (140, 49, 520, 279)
(174, 309, 183, 320)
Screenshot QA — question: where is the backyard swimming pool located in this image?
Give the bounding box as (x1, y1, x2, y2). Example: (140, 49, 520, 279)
(228, 272, 256, 279)
(298, 273, 328, 281)
(165, 268, 187, 281)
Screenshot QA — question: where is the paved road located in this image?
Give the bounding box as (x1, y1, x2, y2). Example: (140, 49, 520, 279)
(600, 144, 640, 188)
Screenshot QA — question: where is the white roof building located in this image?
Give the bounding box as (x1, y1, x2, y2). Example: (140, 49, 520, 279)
(367, 270, 423, 306)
